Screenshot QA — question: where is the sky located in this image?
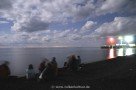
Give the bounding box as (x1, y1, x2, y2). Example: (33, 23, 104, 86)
(0, 0, 136, 47)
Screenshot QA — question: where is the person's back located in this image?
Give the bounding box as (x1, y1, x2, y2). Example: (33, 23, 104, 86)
(0, 62, 10, 79)
(77, 56, 81, 65)
(38, 61, 46, 73)
(68, 55, 78, 71)
(39, 62, 54, 81)
(26, 64, 35, 80)
(51, 57, 58, 76)
(63, 62, 68, 69)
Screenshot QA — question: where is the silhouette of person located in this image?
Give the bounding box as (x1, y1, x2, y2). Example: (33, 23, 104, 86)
(0, 61, 10, 79)
(39, 57, 58, 81)
(68, 55, 78, 71)
(77, 56, 81, 65)
(26, 64, 35, 80)
(51, 57, 58, 76)
(38, 61, 46, 73)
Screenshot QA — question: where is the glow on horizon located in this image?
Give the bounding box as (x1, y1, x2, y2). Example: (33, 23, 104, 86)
(124, 35, 134, 43)
(118, 36, 123, 45)
(106, 37, 116, 45)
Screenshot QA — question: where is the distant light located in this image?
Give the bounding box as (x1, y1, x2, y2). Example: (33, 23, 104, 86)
(118, 36, 123, 45)
(106, 37, 116, 45)
(124, 36, 134, 43)
(109, 38, 114, 42)
(118, 36, 123, 40)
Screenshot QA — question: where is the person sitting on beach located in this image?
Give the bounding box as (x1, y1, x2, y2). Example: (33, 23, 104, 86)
(26, 64, 35, 80)
(63, 62, 68, 70)
(77, 55, 82, 70)
(38, 59, 48, 74)
(77, 56, 81, 65)
(0, 61, 11, 79)
(51, 57, 58, 76)
(39, 57, 58, 81)
(67, 55, 78, 71)
(39, 62, 57, 81)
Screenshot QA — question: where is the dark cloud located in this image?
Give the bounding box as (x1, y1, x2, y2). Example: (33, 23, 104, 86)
(123, 0, 136, 14)
(0, 0, 12, 10)
(20, 18, 49, 32)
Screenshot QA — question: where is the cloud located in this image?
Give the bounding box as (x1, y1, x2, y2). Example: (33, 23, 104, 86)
(1, 0, 135, 33)
(0, 0, 97, 33)
(70, 34, 82, 40)
(92, 16, 136, 37)
(0, 0, 12, 10)
(42, 36, 51, 42)
(12, 18, 49, 32)
(68, 0, 96, 20)
(0, 0, 135, 47)
(56, 30, 71, 38)
(96, 0, 136, 15)
(123, 0, 136, 14)
(81, 21, 97, 30)
(96, 0, 126, 14)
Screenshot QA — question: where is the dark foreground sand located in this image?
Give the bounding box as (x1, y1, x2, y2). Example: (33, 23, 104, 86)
(1, 54, 136, 90)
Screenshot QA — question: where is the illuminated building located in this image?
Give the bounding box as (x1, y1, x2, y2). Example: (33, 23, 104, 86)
(116, 35, 136, 47)
(101, 35, 136, 48)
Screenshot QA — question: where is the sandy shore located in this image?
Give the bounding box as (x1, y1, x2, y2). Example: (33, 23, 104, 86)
(1, 54, 136, 90)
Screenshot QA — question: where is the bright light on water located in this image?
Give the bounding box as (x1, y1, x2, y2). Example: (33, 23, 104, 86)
(117, 48, 124, 56)
(108, 48, 115, 59)
(125, 48, 134, 56)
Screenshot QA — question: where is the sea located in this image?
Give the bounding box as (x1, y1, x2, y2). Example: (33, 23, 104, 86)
(0, 47, 135, 76)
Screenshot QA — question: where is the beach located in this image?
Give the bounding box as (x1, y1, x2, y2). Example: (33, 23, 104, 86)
(1, 54, 136, 90)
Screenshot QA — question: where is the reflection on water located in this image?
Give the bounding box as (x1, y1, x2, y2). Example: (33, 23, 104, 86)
(107, 48, 136, 59)
(107, 49, 116, 59)
(125, 48, 134, 56)
(117, 48, 124, 56)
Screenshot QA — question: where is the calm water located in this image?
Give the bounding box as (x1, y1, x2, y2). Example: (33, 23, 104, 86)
(0, 47, 135, 76)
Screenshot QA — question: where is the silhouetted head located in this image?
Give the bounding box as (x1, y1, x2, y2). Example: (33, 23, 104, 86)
(72, 55, 76, 60)
(52, 57, 56, 60)
(28, 64, 33, 69)
(51, 57, 56, 62)
(77, 56, 80, 58)
(41, 60, 46, 65)
(3, 61, 9, 66)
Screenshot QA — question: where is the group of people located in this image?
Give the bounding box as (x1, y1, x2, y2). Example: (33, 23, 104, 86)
(0, 55, 82, 81)
(26, 57, 58, 81)
(63, 55, 81, 71)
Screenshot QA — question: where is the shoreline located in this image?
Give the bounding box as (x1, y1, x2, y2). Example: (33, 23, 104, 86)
(1, 54, 136, 90)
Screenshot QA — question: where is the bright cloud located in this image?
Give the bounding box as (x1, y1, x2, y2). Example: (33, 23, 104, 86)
(93, 16, 136, 37)
(81, 21, 97, 30)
